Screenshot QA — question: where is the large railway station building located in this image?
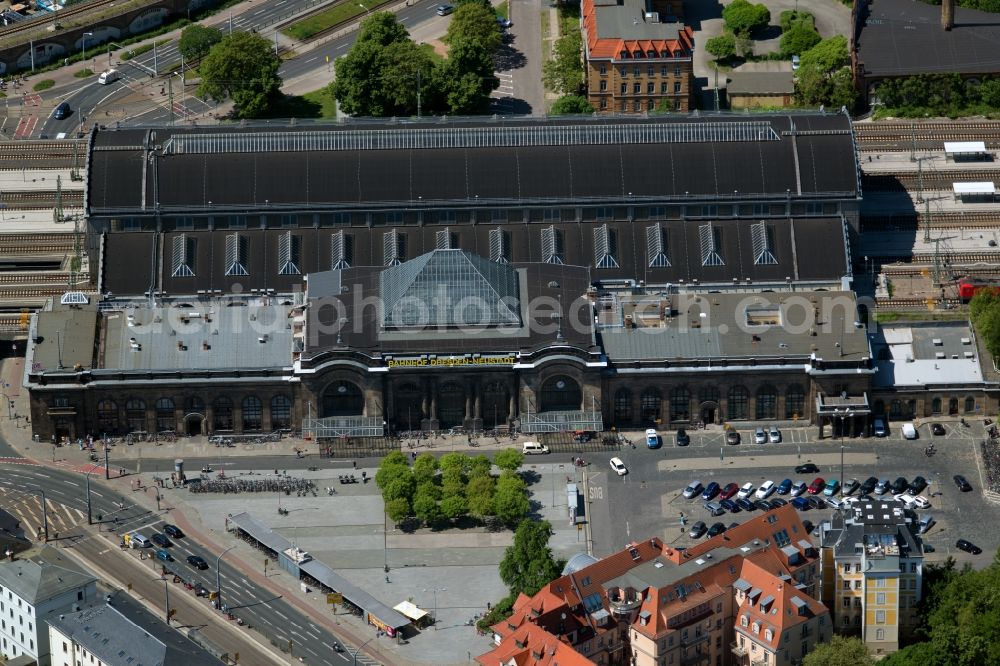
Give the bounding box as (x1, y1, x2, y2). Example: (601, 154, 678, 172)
(26, 113, 880, 442)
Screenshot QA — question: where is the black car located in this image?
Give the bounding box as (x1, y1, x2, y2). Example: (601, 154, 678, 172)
(842, 479, 860, 496)
(956, 539, 983, 555)
(931, 423, 946, 436)
(954, 475, 973, 492)
(676, 429, 690, 446)
(891, 477, 909, 494)
(163, 524, 184, 538)
(735, 497, 756, 512)
(720, 498, 739, 513)
(186, 555, 209, 570)
(859, 476, 879, 495)
(806, 496, 825, 510)
(688, 521, 708, 538)
(52, 102, 71, 119)
(150, 533, 171, 548)
(909, 476, 928, 495)
(756, 499, 774, 511)
(770, 497, 788, 507)
(707, 522, 727, 537)
(802, 519, 815, 534)
(794, 463, 820, 474)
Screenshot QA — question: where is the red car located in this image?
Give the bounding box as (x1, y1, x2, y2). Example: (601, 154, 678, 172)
(720, 483, 740, 500)
(807, 477, 826, 495)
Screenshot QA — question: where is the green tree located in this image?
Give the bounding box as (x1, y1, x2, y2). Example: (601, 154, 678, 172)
(179, 24, 223, 61)
(375, 451, 411, 490)
(779, 9, 813, 31)
(197, 32, 282, 119)
(466, 474, 496, 517)
(440, 452, 470, 475)
(802, 636, 875, 666)
(445, 2, 502, 53)
(417, 481, 442, 502)
(413, 487, 442, 524)
(794, 37, 855, 109)
(498, 520, 561, 597)
(493, 472, 529, 524)
(550, 94, 594, 114)
(799, 35, 849, 71)
(412, 453, 440, 485)
(332, 32, 434, 117)
(493, 448, 524, 472)
(440, 494, 468, 520)
(705, 32, 737, 60)
(722, 0, 770, 37)
(467, 455, 492, 478)
(382, 472, 416, 503)
(542, 28, 584, 95)
(432, 40, 498, 114)
(355, 10, 411, 47)
(780, 25, 821, 56)
(979, 78, 1000, 107)
(385, 497, 411, 524)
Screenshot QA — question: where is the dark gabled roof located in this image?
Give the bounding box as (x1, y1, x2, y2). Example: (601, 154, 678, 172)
(726, 71, 795, 95)
(856, 0, 1000, 77)
(87, 113, 858, 214)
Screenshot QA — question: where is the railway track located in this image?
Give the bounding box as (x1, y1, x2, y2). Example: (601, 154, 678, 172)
(881, 264, 1000, 277)
(863, 170, 1000, 192)
(854, 121, 1000, 151)
(0, 316, 28, 332)
(875, 297, 962, 310)
(0, 285, 72, 300)
(0, 191, 85, 209)
(0, 233, 76, 256)
(0, 273, 77, 285)
(0, 141, 83, 159)
(861, 211, 1000, 230)
(867, 252, 1000, 266)
(0, 0, 118, 40)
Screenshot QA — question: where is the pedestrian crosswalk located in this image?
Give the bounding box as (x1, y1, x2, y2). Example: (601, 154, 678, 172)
(0, 487, 87, 540)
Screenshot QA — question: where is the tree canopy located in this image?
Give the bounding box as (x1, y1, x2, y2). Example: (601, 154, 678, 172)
(780, 24, 821, 56)
(498, 520, 561, 597)
(970, 289, 1000, 370)
(793, 36, 855, 110)
(493, 448, 524, 472)
(550, 95, 594, 114)
(445, 2, 503, 53)
(802, 636, 875, 666)
(178, 24, 223, 61)
(197, 32, 282, 119)
(542, 26, 584, 95)
(722, 0, 770, 37)
(705, 33, 737, 60)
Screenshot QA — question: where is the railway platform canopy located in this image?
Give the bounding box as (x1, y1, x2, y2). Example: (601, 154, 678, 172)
(944, 142, 991, 162)
(953, 182, 996, 202)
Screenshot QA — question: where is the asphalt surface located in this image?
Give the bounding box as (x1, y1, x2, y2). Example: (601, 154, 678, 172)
(0, 436, 381, 666)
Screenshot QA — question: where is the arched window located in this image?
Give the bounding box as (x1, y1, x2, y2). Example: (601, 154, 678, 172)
(271, 395, 292, 430)
(155, 398, 175, 432)
(890, 400, 902, 417)
(184, 396, 205, 414)
(906, 400, 916, 417)
(613, 388, 632, 425)
(242, 396, 263, 431)
(948, 397, 959, 415)
(785, 385, 805, 420)
(213, 397, 233, 431)
(125, 399, 146, 433)
(322, 381, 365, 417)
(699, 386, 719, 405)
(640, 388, 661, 423)
(931, 397, 942, 415)
(728, 386, 748, 420)
(965, 396, 976, 414)
(670, 387, 690, 421)
(96, 399, 119, 434)
(539, 376, 582, 412)
(756, 385, 777, 420)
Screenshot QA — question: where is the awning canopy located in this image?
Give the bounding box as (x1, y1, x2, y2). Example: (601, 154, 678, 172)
(393, 600, 429, 621)
(944, 141, 987, 154)
(953, 182, 995, 195)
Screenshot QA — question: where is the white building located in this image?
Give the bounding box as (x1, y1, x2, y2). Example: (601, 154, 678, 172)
(0, 556, 97, 665)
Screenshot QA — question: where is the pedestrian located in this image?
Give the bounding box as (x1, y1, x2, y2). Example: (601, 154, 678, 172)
(352, 460, 356, 469)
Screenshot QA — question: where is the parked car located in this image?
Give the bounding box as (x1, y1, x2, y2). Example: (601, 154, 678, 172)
(756, 499, 774, 511)
(720, 498, 739, 513)
(777, 479, 793, 495)
(875, 478, 891, 495)
(646, 428, 660, 448)
(873, 417, 888, 437)
(676, 429, 690, 446)
(894, 493, 916, 510)
(683, 480, 704, 499)
(52, 102, 71, 119)
(770, 497, 788, 508)
(918, 515, 935, 534)
(790, 481, 808, 497)
(911, 495, 931, 509)
(953, 474, 973, 492)
(735, 497, 756, 512)
(688, 521, 707, 538)
(435, 3, 454, 15)
(901, 423, 918, 439)
(755, 480, 776, 500)
(823, 479, 841, 496)
(826, 496, 846, 510)
(187, 555, 208, 570)
(930, 423, 946, 436)
(163, 524, 184, 538)
(794, 463, 819, 474)
(737, 482, 755, 499)
(802, 519, 815, 534)
(720, 483, 740, 500)
(609, 457, 628, 476)
(956, 539, 982, 555)
(768, 425, 781, 443)
(154, 549, 172, 562)
(496, 16, 512, 28)
(842, 478, 860, 496)
(791, 497, 810, 510)
(727, 430, 741, 445)
(704, 501, 725, 517)
(701, 482, 720, 501)
(807, 478, 826, 494)
(151, 533, 171, 548)
(860, 476, 879, 495)
(806, 496, 825, 510)
(892, 477, 910, 494)
(791, 54, 801, 70)
(754, 427, 767, 444)
(707, 522, 727, 537)
(909, 476, 928, 495)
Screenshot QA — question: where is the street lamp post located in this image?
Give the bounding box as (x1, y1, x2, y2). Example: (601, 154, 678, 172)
(352, 635, 377, 666)
(82, 32, 93, 61)
(154, 576, 171, 625)
(85, 464, 98, 524)
(40, 490, 49, 541)
(358, 2, 372, 15)
(216, 545, 236, 611)
(424, 587, 446, 629)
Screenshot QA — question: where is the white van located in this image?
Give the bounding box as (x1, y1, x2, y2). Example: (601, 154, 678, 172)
(521, 441, 549, 455)
(98, 69, 121, 84)
(901, 423, 918, 440)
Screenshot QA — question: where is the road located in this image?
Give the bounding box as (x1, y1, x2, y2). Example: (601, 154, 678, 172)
(0, 438, 382, 666)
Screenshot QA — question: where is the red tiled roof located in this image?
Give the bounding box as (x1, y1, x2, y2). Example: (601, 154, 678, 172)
(476, 622, 598, 666)
(734, 558, 828, 650)
(582, 0, 694, 60)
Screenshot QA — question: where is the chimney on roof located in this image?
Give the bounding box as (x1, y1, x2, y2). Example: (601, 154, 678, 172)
(942, 0, 954, 30)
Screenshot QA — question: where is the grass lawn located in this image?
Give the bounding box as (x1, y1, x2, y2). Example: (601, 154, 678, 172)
(417, 42, 445, 62)
(283, 3, 366, 41)
(875, 311, 967, 323)
(260, 89, 337, 119)
(74, 69, 94, 78)
(33, 79, 55, 91)
(496, 0, 509, 18)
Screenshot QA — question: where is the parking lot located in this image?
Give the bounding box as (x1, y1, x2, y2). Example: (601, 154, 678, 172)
(583, 421, 998, 567)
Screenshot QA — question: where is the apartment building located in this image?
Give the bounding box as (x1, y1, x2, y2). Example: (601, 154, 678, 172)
(818, 498, 925, 656)
(0, 554, 97, 665)
(582, 0, 695, 113)
(478, 504, 831, 666)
